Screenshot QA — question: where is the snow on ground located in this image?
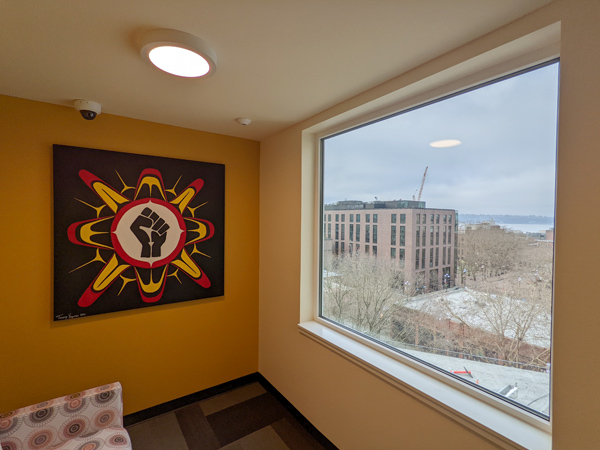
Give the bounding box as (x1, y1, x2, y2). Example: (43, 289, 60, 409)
(404, 287, 551, 348)
(396, 287, 551, 415)
(399, 346, 550, 415)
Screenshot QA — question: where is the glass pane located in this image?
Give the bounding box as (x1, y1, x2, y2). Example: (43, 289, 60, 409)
(320, 61, 558, 419)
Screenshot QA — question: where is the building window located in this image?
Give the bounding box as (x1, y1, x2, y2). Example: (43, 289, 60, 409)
(341, 224, 345, 240)
(320, 61, 558, 420)
(429, 268, 439, 291)
(335, 223, 339, 240)
(356, 224, 360, 242)
(341, 214, 345, 222)
(349, 224, 354, 241)
(350, 214, 354, 222)
(335, 214, 339, 222)
(327, 223, 331, 239)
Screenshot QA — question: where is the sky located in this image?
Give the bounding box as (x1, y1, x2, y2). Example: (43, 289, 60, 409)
(322, 62, 559, 217)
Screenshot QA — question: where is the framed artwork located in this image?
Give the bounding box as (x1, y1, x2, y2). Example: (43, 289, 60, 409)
(53, 145, 225, 320)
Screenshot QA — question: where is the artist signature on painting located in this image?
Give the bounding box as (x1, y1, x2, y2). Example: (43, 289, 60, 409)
(55, 313, 87, 320)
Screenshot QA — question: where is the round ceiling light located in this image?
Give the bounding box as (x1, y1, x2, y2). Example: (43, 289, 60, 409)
(140, 29, 217, 78)
(429, 139, 462, 148)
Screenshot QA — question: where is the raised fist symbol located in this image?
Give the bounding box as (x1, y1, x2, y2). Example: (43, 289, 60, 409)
(130, 207, 170, 258)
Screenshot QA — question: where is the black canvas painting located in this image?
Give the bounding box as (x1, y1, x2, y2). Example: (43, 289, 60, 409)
(53, 145, 224, 320)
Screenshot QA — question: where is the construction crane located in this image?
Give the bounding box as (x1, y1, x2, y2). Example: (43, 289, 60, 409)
(412, 166, 428, 201)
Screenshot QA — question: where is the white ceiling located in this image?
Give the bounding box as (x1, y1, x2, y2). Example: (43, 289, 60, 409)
(0, 0, 551, 141)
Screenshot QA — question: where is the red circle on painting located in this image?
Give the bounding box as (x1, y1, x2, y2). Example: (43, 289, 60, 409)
(111, 199, 186, 268)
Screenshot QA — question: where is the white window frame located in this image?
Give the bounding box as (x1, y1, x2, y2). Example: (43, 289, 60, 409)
(298, 22, 560, 450)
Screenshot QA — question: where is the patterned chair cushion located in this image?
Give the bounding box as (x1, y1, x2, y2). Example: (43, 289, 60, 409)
(0, 383, 131, 450)
(52, 427, 131, 450)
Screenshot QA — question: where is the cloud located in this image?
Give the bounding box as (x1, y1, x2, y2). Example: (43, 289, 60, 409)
(323, 62, 559, 218)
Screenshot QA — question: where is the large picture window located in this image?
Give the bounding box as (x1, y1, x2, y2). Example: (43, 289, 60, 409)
(319, 61, 559, 419)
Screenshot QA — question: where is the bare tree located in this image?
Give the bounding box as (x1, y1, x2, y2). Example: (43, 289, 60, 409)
(458, 227, 526, 282)
(433, 268, 551, 367)
(392, 235, 553, 368)
(324, 230, 553, 370)
(322, 252, 411, 339)
(321, 265, 351, 323)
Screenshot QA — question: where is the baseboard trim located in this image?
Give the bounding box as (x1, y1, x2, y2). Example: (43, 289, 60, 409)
(123, 372, 337, 449)
(123, 373, 260, 427)
(255, 373, 338, 450)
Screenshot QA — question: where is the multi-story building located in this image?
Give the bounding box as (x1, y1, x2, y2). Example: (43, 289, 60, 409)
(324, 200, 457, 292)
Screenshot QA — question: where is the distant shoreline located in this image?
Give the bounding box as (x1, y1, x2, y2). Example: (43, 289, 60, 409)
(458, 213, 554, 225)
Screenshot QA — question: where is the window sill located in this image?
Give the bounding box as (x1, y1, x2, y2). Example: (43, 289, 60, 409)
(298, 320, 551, 450)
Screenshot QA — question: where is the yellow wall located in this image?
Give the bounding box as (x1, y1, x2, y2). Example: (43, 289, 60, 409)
(259, 0, 600, 448)
(0, 95, 260, 415)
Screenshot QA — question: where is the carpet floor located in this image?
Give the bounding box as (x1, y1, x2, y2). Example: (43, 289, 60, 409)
(126, 382, 335, 450)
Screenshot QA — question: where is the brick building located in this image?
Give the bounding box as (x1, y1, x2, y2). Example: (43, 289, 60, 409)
(323, 200, 457, 292)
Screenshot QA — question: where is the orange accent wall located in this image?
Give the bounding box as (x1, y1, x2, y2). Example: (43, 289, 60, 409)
(0, 95, 259, 415)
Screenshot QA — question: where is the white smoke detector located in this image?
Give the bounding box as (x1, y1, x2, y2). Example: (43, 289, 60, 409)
(236, 118, 252, 126)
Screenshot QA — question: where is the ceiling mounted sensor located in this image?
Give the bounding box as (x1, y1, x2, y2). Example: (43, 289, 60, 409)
(74, 100, 101, 120)
(236, 118, 252, 126)
(140, 29, 217, 78)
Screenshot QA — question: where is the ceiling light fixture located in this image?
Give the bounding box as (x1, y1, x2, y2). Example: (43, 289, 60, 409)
(140, 29, 217, 78)
(429, 139, 462, 148)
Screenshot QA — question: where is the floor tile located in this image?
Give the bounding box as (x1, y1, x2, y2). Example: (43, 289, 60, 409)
(175, 402, 221, 450)
(125, 381, 336, 450)
(220, 426, 291, 450)
(200, 382, 267, 416)
(207, 393, 288, 446)
(272, 418, 325, 450)
(127, 412, 189, 450)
